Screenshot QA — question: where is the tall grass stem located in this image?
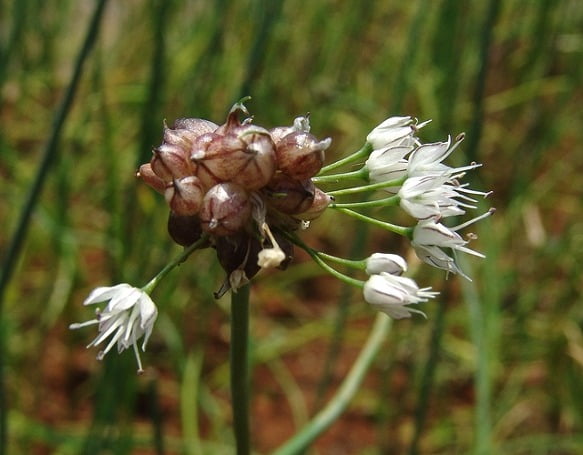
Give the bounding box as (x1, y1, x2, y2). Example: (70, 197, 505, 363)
(231, 284, 251, 455)
(0, 0, 109, 451)
(273, 313, 392, 455)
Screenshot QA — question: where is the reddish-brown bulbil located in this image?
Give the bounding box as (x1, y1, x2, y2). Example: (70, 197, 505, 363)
(276, 132, 331, 180)
(199, 183, 251, 236)
(261, 173, 315, 215)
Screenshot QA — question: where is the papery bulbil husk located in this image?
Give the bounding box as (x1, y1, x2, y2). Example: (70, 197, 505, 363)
(261, 173, 315, 214)
(297, 188, 334, 221)
(137, 163, 166, 194)
(200, 125, 276, 190)
(151, 143, 193, 181)
(200, 183, 251, 236)
(276, 132, 331, 180)
(164, 176, 204, 216)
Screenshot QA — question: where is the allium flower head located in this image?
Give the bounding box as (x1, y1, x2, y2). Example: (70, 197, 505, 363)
(69, 284, 158, 373)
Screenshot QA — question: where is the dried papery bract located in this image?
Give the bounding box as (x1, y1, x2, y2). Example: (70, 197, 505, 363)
(200, 183, 251, 236)
(276, 132, 331, 180)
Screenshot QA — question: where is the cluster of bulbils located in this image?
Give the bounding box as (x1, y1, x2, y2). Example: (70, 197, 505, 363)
(137, 99, 333, 296)
(70, 100, 493, 372)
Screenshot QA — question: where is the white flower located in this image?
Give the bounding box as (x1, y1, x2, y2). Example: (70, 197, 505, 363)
(69, 283, 158, 373)
(412, 243, 465, 277)
(258, 247, 286, 268)
(398, 174, 487, 220)
(366, 116, 428, 150)
(411, 218, 486, 279)
(363, 273, 438, 319)
(365, 253, 407, 275)
(257, 221, 286, 269)
(365, 145, 412, 185)
(407, 135, 480, 178)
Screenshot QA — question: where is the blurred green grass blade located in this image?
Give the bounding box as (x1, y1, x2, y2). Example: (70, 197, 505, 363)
(147, 378, 165, 455)
(0, 0, 28, 98)
(82, 355, 138, 454)
(0, 0, 109, 452)
(181, 350, 204, 455)
(464, 0, 501, 164)
(238, 0, 284, 99)
(121, 0, 173, 276)
(0, 0, 109, 307)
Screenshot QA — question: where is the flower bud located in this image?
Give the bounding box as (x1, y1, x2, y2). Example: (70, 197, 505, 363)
(137, 163, 166, 194)
(260, 173, 315, 214)
(200, 125, 277, 190)
(365, 253, 407, 276)
(276, 132, 331, 180)
(200, 183, 251, 236)
(297, 188, 333, 220)
(151, 143, 193, 181)
(164, 176, 204, 216)
(167, 211, 205, 246)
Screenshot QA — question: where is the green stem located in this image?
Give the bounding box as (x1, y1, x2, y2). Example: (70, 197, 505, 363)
(284, 233, 364, 288)
(142, 234, 209, 294)
(331, 195, 400, 209)
(327, 177, 406, 197)
(316, 252, 365, 270)
(312, 167, 367, 184)
(332, 207, 413, 237)
(231, 284, 251, 455)
(318, 143, 372, 174)
(273, 313, 392, 455)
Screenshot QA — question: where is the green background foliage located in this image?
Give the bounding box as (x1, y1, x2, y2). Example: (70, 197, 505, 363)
(1, 0, 582, 453)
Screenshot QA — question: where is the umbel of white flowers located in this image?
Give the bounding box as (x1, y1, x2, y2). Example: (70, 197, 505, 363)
(70, 105, 493, 371)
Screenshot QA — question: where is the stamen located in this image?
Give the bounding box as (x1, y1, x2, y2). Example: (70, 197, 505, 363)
(452, 208, 495, 231)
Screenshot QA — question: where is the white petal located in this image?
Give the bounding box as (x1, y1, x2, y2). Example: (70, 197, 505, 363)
(138, 294, 158, 329)
(365, 253, 407, 275)
(107, 287, 142, 312)
(83, 283, 133, 306)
